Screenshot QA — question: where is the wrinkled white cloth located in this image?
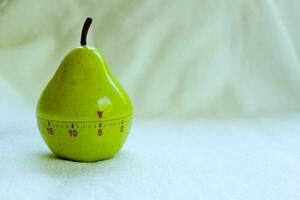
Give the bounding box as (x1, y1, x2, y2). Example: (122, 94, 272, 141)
(1, 109, 300, 200)
(1, 0, 300, 118)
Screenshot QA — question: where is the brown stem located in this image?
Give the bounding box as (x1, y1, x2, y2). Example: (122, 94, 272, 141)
(80, 17, 93, 46)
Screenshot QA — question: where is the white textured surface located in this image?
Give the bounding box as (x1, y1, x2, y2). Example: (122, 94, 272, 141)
(1, 110, 300, 200)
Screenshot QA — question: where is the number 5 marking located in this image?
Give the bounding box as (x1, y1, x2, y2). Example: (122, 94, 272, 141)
(98, 129, 103, 136)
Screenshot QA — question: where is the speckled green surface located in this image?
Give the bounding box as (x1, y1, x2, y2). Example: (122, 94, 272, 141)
(36, 46, 133, 162)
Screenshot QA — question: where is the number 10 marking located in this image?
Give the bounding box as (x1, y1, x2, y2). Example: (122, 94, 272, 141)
(69, 130, 78, 137)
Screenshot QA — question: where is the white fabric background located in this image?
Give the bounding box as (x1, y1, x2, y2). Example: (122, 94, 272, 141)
(1, 0, 300, 118)
(1, 0, 300, 199)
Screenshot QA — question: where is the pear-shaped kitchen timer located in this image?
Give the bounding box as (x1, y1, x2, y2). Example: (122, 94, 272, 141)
(36, 17, 133, 162)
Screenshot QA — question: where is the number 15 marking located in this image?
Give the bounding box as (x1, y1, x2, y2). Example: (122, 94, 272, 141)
(47, 127, 53, 135)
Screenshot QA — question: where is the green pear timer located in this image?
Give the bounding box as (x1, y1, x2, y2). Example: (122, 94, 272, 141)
(36, 17, 133, 162)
